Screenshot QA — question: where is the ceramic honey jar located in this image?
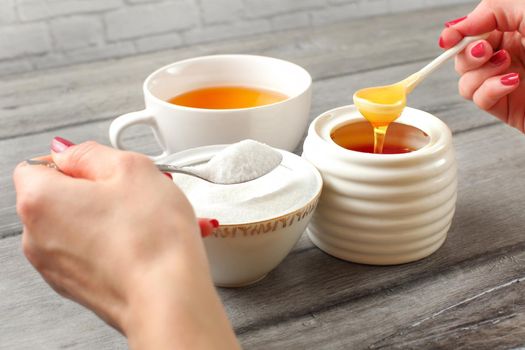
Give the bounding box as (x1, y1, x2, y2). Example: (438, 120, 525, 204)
(302, 105, 457, 265)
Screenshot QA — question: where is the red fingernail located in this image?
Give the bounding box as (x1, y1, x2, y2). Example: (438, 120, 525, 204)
(51, 137, 74, 153)
(198, 218, 220, 238)
(501, 73, 520, 86)
(439, 36, 445, 49)
(445, 15, 467, 28)
(163, 172, 173, 179)
(471, 42, 485, 58)
(209, 219, 219, 228)
(489, 50, 507, 66)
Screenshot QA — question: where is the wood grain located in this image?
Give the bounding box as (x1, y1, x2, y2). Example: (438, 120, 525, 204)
(239, 246, 525, 349)
(0, 236, 127, 350)
(2, 2, 524, 349)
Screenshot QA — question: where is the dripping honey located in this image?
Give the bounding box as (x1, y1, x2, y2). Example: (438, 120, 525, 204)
(331, 121, 428, 154)
(353, 83, 407, 153)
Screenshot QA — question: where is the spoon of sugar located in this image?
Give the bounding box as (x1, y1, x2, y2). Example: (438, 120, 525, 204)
(181, 139, 283, 184)
(27, 139, 283, 185)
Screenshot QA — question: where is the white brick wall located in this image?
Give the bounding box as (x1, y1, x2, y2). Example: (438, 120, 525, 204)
(0, 23, 51, 60)
(0, 0, 477, 77)
(50, 16, 104, 50)
(17, 0, 123, 21)
(0, 0, 17, 25)
(199, 0, 244, 24)
(104, 1, 199, 41)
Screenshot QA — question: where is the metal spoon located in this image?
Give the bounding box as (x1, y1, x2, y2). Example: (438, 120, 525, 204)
(25, 158, 283, 185)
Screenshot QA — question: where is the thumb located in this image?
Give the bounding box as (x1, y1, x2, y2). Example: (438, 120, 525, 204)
(439, 0, 522, 49)
(51, 138, 148, 180)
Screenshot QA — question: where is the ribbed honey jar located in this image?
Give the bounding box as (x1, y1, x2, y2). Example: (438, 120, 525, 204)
(302, 105, 457, 265)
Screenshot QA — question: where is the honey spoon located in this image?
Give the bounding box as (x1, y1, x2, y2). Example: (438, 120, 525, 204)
(353, 33, 490, 118)
(353, 33, 490, 153)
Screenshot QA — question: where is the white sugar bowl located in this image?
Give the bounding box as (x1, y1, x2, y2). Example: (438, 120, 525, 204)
(302, 105, 457, 265)
(164, 145, 323, 287)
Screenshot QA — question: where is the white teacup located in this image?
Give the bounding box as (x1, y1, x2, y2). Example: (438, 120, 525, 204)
(109, 55, 312, 158)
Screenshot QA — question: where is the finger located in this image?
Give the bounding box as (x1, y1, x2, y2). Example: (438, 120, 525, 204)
(458, 50, 511, 100)
(30, 154, 53, 162)
(51, 136, 75, 153)
(440, 26, 502, 53)
(13, 161, 75, 225)
(498, 74, 525, 132)
(440, 0, 523, 49)
(21, 229, 41, 269)
(51, 139, 154, 181)
(39, 267, 73, 300)
(198, 218, 219, 238)
(472, 72, 520, 113)
(439, 26, 465, 50)
(454, 1, 524, 36)
(455, 40, 493, 74)
(439, 9, 493, 49)
(21, 230, 74, 294)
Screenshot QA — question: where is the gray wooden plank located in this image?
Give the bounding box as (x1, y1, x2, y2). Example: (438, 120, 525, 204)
(0, 236, 127, 350)
(369, 278, 525, 349)
(238, 245, 525, 349)
(0, 4, 475, 140)
(1, 122, 524, 349)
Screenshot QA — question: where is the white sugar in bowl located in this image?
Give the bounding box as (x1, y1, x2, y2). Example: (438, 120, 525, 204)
(302, 105, 457, 265)
(164, 145, 323, 287)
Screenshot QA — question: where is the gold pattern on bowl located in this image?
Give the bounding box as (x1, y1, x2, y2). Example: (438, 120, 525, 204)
(212, 195, 320, 238)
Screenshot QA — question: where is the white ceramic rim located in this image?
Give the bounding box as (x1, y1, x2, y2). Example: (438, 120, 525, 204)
(142, 54, 312, 113)
(160, 144, 324, 226)
(311, 105, 452, 162)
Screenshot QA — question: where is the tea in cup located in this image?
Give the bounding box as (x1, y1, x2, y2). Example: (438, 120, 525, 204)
(109, 55, 312, 158)
(167, 85, 287, 109)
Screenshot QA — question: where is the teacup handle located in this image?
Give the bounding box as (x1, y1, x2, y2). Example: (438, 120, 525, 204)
(109, 109, 169, 162)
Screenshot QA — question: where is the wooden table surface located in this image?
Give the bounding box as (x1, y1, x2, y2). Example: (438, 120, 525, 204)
(2, 3, 525, 349)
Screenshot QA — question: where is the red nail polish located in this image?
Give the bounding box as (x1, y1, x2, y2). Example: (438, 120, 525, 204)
(471, 42, 485, 58)
(439, 36, 445, 49)
(163, 172, 173, 179)
(445, 15, 467, 28)
(51, 137, 74, 153)
(197, 218, 220, 238)
(490, 50, 507, 66)
(501, 73, 520, 86)
(209, 219, 219, 228)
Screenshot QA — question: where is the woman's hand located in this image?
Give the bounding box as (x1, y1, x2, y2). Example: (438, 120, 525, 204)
(439, 0, 525, 132)
(13, 138, 239, 350)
